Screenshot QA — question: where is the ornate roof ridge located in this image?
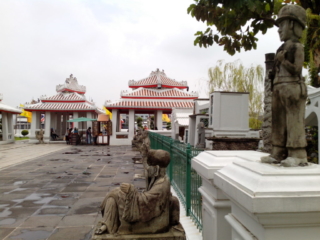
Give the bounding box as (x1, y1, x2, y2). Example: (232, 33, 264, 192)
(40, 92, 88, 102)
(56, 74, 86, 94)
(120, 87, 198, 98)
(128, 69, 188, 88)
(104, 98, 194, 109)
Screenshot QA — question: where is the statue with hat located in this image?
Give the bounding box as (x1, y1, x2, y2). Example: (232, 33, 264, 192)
(261, 5, 308, 167)
(94, 149, 181, 236)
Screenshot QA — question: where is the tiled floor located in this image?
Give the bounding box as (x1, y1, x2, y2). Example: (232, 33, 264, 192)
(0, 143, 202, 239)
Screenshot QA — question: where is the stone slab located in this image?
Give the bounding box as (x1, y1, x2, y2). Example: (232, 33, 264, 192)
(92, 224, 186, 240)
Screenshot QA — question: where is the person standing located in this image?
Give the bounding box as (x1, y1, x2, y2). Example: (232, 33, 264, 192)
(86, 127, 92, 144)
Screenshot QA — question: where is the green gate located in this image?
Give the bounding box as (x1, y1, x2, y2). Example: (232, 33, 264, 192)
(149, 132, 203, 231)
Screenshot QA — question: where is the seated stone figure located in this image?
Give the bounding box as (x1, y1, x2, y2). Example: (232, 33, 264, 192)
(95, 149, 180, 235)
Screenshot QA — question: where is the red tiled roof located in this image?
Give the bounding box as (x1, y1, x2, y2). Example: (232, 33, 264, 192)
(105, 100, 194, 110)
(121, 88, 198, 99)
(128, 69, 188, 89)
(41, 92, 85, 102)
(24, 102, 96, 111)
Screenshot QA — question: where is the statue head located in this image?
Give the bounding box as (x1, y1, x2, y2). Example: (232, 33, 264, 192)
(147, 149, 170, 178)
(276, 5, 306, 41)
(147, 150, 170, 168)
(197, 122, 204, 129)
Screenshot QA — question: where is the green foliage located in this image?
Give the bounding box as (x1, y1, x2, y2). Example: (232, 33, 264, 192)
(249, 117, 262, 129)
(166, 122, 171, 130)
(15, 136, 29, 140)
(208, 59, 264, 129)
(306, 126, 318, 164)
(188, 0, 280, 55)
(303, 8, 320, 87)
(188, 0, 320, 87)
(136, 117, 143, 129)
(21, 130, 29, 136)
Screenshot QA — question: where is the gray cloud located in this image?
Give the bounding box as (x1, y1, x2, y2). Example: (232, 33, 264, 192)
(1, 0, 283, 108)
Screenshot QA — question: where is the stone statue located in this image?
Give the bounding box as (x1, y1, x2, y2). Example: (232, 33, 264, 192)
(95, 149, 180, 236)
(261, 5, 307, 167)
(196, 122, 205, 148)
(36, 129, 44, 144)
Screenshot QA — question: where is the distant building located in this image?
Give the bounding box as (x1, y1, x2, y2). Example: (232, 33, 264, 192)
(0, 93, 22, 144)
(104, 69, 198, 145)
(24, 74, 101, 142)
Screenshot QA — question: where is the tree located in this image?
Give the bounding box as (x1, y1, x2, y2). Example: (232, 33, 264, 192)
(188, 0, 320, 85)
(208, 59, 264, 129)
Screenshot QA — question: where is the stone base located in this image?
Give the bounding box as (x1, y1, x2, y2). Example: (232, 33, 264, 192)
(207, 137, 260, 150)
(92, 223, 186, 240)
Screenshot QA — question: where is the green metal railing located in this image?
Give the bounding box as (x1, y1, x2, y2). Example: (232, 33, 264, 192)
(149, 132, 203, 231)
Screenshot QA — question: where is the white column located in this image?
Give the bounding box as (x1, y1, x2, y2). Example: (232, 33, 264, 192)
(87, 112, 93, 129)
(109, 109, 118, 145)
(51, 112, 57, 133)
(192, 151, 232, 240)
(156, 110, 163, 130)
(2, 112, 9, 141)
(7, 113, 13, 140)
(73, 112, 79, 129)
(56, 113, 62, 137)
(29, 111, 38, 140)
(44, 111, 51, 141)
(128, 109, 135, 140)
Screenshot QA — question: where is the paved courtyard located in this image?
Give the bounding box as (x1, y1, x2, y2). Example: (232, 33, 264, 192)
(0, 144, 146, 240)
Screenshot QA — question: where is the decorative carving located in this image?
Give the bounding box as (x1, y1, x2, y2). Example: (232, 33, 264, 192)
(56, 74, 86, 93)
(261, 5, 308, 167)
(262, 53, 275, 154)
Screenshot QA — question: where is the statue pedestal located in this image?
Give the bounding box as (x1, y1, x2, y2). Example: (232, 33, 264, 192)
(192, 151, 269, 240)
(92, 223, 186, 240)
(214, 160, 320, 240)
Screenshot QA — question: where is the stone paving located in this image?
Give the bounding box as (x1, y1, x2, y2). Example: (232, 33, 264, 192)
(0, 143, 70, 170)
(0, 144, 146, 240)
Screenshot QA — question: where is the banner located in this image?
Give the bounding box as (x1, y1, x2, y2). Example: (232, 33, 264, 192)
(19, 104, 32, 123)
(103, 106, 112, 120)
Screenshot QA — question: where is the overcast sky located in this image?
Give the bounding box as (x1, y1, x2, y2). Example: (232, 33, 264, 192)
(0, 0, 282, 109)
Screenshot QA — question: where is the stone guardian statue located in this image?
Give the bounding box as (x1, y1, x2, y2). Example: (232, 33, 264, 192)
(196, 122, 205, 149)
(94, 149, 181, 236)
(261, 5, 308, 167)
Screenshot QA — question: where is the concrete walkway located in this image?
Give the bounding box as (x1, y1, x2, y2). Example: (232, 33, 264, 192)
(0, 142, 70, 170)
(0, 143, 202, 240)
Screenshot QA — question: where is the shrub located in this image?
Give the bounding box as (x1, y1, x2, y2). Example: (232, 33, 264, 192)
(21, 130, 29, 136)
(136, 117, 143, 129)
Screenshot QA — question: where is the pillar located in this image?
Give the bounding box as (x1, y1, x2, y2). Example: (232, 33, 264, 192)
(262, 53, 275, 154)
(128, 109, 135, 140)
(156, 110, 163, 130)
(29, 111, 38, 140)
(110, 109, 118, 144)
(56, 113, 62, 137)
(87, 112, 93, 129)
(73, 112, 79, 129)
(44, 111, 51, 141)
(7, 113, 13, 140)
(2, 112, 9, 141)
